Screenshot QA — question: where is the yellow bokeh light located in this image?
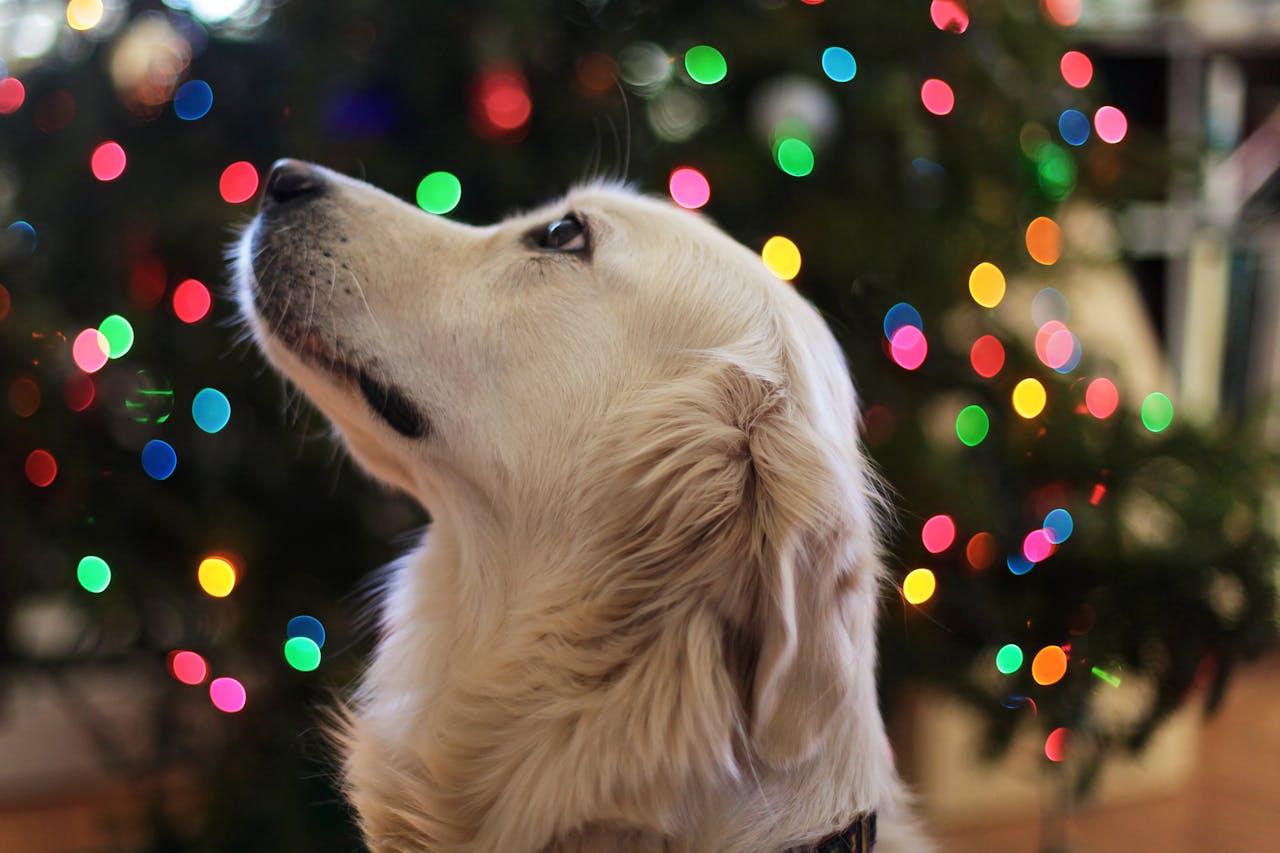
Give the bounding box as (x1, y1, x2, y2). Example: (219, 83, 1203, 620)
(968, 261, 1006, 308)
(1032, 645, 1068, 686)
(66, 0, 105, 31)
(1026, 216, 1062, 265)
(1012, 377, 1047, 418)
(198, 556, 237, 598)
(902, 567, 936, 605)
(761, 235, 801, 281)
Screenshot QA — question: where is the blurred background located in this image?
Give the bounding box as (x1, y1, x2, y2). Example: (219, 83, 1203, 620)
(1, 1, 1278, 851)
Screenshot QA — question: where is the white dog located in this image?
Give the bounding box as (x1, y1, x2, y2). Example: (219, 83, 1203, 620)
(235, 160, 929, 853)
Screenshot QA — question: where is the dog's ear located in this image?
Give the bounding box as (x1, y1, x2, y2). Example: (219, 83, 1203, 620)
(718, 354, 882, 769)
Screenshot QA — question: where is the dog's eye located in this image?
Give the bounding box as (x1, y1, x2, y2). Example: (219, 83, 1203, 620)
(537, 214, 588, 253)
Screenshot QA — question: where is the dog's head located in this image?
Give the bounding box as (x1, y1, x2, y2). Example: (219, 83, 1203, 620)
(235, 161, 885, 774)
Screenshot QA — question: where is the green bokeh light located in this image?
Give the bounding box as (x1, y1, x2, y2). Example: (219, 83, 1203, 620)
(956, 404, 990, 446)
(98, 314, 134, 359)
(684, 45, 727, 85)
(416, 171, 462, 215)
(1141, 392, 1174, 432)
(775, 138, 815, 177)
(1036, 142, 1076, 201)
(284, 636, 322, 672)
(996, 643, 1024, 674)
(77, 555, 111, 593)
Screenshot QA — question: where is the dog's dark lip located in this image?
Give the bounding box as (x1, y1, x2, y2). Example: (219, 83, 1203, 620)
(357, 371, 429, 438)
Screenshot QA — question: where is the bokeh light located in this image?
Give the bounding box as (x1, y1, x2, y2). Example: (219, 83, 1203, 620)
(1036, 142, 1076, 200)
(1023, 529, 1054, 562)
(821, 47, 857, 83)
(922, 514, 956, 554)
(668, 167, 710, 209)
(416, 171, 462, 214)
(1008, 553, 1034, 575)
(98, 314, 134, 359)
(970, 335, 1005, 378)
(64, 374, 95, 411)
(126, 371, 174, 422)
(996, 643, 1024, 674)
(141, 438, 178, 480)
(775, 137, 815, 177)
(1095, 106, 1128, 143)
(169, 650, 208, 685)
(209, 677, 246, 713)
(930, 1, 970, 33)
(76, 555, 111, 593)
(7, 220, 37, 253)
(91, 141, 127, 181)
(11, 375, 40, 417)
(0, 77, 25, 114)
(902, 568, 937, 605)
(684, 45, 727, 85)
(1092, 666, 1122, 687)
(955, 404, 989, 446)
(173, 278, 212, 323)
(287, 615, 326, 648)
(883, 302, 923, 339)
(173, 79, 214, 120)
(761, 235, 801, 280)
(473, 66, 532, 137)
(1032, 645, 1068, 685)
(198, 556, 237, 598)
(1044, 326, 1076, 369)
(25, 449, 57, 487)
(966, 532, 997, 570)
(1025, 216, 1062, 265)
(1044, 508, 1074, 544)
(72, 328, 110, 373)
(1085, 378, 1119, 419)
(284, 636, 322, 672)
(192, 387, 232, 433)
(968, 261, 1006, 308)
(219, 161, 259, 204)
(1045, 727, 1070, 762)
(1141, 392, 1174, 432)
(1060, 50, 1093, 88)
(890, 326, 928, 371)
(1032, 287, 1070, 326)
(920, 78, 955, 116)
(1058, 109, 1090, 146)
(1012, 378, 1047, 419)
(1041, 0, 1081, 26)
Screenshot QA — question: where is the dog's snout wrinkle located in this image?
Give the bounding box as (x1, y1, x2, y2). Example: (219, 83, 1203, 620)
(264, 158, 325, 208)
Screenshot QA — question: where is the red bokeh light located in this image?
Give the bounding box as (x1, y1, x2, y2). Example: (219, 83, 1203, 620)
(930, 1, 970, 33)
(920, 78, 955, 116)
(472, 66, 532, 140)
(64, 374, 95, 412)
(1085, 377, 1119, 419)
(219, 161, 260, 204)
(0, 77, 25, 114)
(25, 449, 57, 487)
(91, 141, 127, 181)
(1045, 727, 1071, 762)
(173, 278, 212, 323)
(1060, 51, 1093, 88)
(969, 334, 1005, 378)
(169, 650, 209, 685)
(922, 515, 957, 554)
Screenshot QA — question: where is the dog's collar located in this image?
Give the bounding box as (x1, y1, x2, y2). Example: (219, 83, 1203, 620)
(803, 812, 876, 852)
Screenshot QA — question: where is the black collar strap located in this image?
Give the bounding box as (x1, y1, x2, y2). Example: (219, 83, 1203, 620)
(803, 812, 876, 853)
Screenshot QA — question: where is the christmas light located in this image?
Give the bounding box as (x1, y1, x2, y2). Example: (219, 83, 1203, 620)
(174, 80, 214, 120)
(284, 636, 322, 672)
(1058, 109, 1090, 146)
(1012, 378, 1047, 418)
(209, 677, 247, 713)
(955, 405, 989, 446)
(1023, 529, 1054, 562)
(1007, 553, 1034, 575)
(1031, 645, 1067, 685)
(198, 556, 237, 598)
(72, 328, 110, 373)
(970, 335, 1005, 378)
(1044, 727, 1070, 761)
(883, 302, 923, 339)
(1091, 666, 1122, 687)
(922, 515, 956, 553)
(761, 236, 801, 280)
(1085, 378, 1118, 418)
(775, 137, 815, 177)
(1141, 392, 1174, 432)
(902, 568, 936, 605)
(820, 47, 857, 83)
(1094, 106, 1128, 143)
(66, 374, 97, 411)
(173, 279, 212, 323)
(219, 161, 259, 204)
(920, 78, 955, 116)
(668, 167, 710, 209)
(889, 326, 927, 370)
(1060, 51, 1093, 88)
(930, 1, 969, 33)
(77, 555, 111, 593)
(1043, 509, 1074, 543)
(0, 77, 25, 114)
(996, 644, 1024, 674)
(91, 141, 127, 181)
(287, 615, 326, 648)
(416, 171, 462, 214)
(192, 387, 232, 433)
(169, 650, 208, 685)
(98, 314, 134, 358)
(10, 376, 40, 417)
(684, 45, 727, 85)
(1031, 287, 1070, 326)
(141, 439, 178, 480)
(1025, 216, 1062, 265)
(966, 532, 997, 570)
(968, 261, 1005, 307)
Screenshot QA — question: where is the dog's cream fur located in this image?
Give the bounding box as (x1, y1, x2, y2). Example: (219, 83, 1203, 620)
(236, 164, 929, 852)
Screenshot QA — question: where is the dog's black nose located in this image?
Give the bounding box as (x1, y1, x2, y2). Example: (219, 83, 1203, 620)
(263, 159, 324, 207)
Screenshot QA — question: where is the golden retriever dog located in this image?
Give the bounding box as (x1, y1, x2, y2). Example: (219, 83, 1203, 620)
(234, 160, 929, 852)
